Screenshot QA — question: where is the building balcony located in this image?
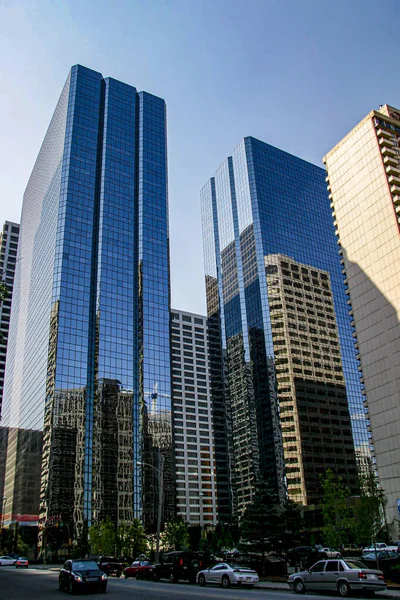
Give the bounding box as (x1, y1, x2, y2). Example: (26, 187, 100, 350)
(386, 164, 400, 176)
(388, 173, 400, 185)
(381, 143, 397, 156)
(391, 184, 400, 195)
(392, 194, 400, 205)
(383, 154, 398, 166)
(376, 127, 392, 139)
(378, 136, 394, 147)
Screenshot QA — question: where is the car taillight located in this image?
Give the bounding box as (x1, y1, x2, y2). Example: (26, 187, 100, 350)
(358, 571, 367, 579)
(378, 573, 384, 580)
(179, 558, 183, 566)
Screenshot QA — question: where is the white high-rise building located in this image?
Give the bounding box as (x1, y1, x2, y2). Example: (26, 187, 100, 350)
(324, 104, 400, 537)
(171, 309, 217, 528)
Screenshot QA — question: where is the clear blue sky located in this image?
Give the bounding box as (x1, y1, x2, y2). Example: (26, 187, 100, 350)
(1, 0, 399, 314)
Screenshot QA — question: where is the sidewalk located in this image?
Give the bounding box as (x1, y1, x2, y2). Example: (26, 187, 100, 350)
(257, 577, 400, 595)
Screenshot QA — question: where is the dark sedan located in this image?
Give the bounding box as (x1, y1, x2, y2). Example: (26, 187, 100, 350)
(59, 559, 107, 594)
(124, 560, 153, 579)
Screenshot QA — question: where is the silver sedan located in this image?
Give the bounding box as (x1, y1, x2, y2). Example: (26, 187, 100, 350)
(197, 563, 259, 588)
(0, 556, 17, 566)
(288, 558, 386, 596)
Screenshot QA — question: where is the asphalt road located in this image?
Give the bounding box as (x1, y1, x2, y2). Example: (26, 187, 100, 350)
(1, 567, 400, 600)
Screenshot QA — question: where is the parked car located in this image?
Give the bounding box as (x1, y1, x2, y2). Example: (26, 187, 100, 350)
(288, 558, 385, 596)
(319, 547, 342, 559)
(341, 544, 363, 557)
(0, 556, 17, 566)
(362, 550, 400, 571)
(152, 551, 206, 584)
(287, 546, 320, 569)
(363, 543, 398, 553)
(97, 555, 123, 577)
(15, 557, 29, 568)
(124, 560, 153, 579)
(58, 559, 107, 594)
(197, 563, 259, 589)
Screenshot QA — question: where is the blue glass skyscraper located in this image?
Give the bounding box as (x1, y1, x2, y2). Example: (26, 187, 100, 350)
(201, 137, 368, 519)
(1, 65, 173, 541)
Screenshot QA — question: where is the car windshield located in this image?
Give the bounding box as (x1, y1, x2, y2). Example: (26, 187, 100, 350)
(344, 560, 368, 569)
(140, 561, 151, 566)
(72, 560, 98, 571)
(18, 558, 28, 561)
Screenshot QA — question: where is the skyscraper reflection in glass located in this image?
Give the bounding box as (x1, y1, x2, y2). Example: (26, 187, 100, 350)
(1, 65, 172, 541)
(201, 137, 367, 519)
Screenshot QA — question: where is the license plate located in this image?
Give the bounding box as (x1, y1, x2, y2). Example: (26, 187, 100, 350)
(367, 574, 377, 580)
(246, 577, 251, 580)
(88, 577, 99, 582)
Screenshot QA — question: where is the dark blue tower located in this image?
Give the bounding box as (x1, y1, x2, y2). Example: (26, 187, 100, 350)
(2, 65, 172, 540)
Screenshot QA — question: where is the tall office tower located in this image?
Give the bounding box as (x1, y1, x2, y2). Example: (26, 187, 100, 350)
(201, 137, 368, 519)
(324, 104, 400, 537)
(0, 221, 20, 419)
(265, 254, 357, 505)
(171, 309, 217, 528)
(1, 65, 172, 540)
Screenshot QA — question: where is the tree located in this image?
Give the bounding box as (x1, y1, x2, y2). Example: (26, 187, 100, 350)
(354, 460, 387, 548)
(280, 499, 304, 556)
(89, 517, 116, 556)
(163, 518, 190, 551)
(117, 519, 148, 559)
(210, 523, 235, 553)
(239, 480, 284, 573)
(320, 469, 354, 548)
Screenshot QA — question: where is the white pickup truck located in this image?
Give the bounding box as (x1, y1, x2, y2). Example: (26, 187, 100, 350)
(363, 543, 399, 553)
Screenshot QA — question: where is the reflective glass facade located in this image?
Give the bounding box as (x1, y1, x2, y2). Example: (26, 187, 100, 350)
(1, 65, 172, 539)
(201, 137, 368, 518)
(0, 221, 20, 419)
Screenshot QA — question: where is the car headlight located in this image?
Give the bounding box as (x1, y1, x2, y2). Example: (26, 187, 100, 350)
(74, 575, 82, 582)
(101, 573, 107, 580)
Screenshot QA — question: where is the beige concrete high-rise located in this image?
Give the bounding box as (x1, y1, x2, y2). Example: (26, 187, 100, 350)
(324, 104, 400, 537)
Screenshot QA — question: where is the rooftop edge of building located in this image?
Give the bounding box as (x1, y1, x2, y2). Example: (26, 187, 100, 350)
(323, 103, 400, 164)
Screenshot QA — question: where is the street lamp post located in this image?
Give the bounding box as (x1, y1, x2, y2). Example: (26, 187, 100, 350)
(137, 454, 164, 563)
(1, 496, 7, 553)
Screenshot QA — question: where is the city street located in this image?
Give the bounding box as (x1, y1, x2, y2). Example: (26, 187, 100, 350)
(1, 567, 400, 600)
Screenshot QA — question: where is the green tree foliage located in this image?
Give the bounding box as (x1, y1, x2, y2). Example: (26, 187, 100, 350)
(117, 519, 148, 558)
(320, 469, 354, 548)
(163, 518, 190, 551)
(239, 480, 284, 566)
(89, 517, 117, 556)
(280, 499, 304, 556)
(210, 523, 235, 553)
(354, 460, 387, 547)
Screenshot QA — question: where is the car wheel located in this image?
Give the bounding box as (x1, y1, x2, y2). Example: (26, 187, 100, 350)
(198, 574, 206, 587)
(68, 580, 75, 595)
(221, 575, 230, 588)
(58, 578, 64, 591)
(99, 584, 107, 593)
(294, 579, 306, 594)
(153, 572, 160, 581)
(136, 573, 141, 580)
(336, 553, 341, 558)
(124, 574, 129, 579)
(169, 573, 177, 583)
(338, 581, 350, 597)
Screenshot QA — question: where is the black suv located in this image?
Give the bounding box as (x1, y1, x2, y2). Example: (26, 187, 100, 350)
(152, 551, 205, 584)
(97, 555, 123, 577)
